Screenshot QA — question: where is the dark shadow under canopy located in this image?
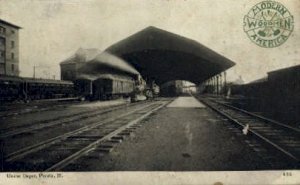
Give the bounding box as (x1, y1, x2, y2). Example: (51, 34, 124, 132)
(105, 26, 235, 85)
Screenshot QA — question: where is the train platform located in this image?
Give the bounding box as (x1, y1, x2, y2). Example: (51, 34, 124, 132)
(81, 96, 273, 171)
(167, 96, 205, 108)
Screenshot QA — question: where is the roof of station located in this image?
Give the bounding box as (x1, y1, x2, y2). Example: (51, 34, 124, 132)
(105, 26, 235, 85)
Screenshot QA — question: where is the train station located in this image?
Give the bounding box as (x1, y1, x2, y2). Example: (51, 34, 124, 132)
(0, 19, 299, 172)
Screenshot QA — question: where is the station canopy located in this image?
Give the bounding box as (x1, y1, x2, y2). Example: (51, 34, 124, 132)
(105, 26, 235, 85)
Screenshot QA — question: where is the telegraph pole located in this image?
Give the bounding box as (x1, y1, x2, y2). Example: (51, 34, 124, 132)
(33, 65, 36, 79)
(224, 71, 227, 92)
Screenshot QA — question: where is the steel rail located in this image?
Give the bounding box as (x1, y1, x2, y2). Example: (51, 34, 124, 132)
(0, 99, 80, 117)
(199, 97, 299, 162)
(5, 102, 156, 162)
(0, 101, 146, 138)
(0, 100, 137, 133)
(45, 101, 169, 171)
(210, 99, 300, 133)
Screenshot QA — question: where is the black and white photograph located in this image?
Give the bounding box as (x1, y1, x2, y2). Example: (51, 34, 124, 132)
(0, 0, 299, 184)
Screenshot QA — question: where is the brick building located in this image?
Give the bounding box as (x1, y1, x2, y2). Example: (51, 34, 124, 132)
(0, 19, 21, 76)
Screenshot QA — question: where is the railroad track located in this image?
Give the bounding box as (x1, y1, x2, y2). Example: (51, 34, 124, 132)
(0, 99, 81, 118)
(3, 100, 169, 171)
(197, 96, 300, 166)
(0, 101, 147, 138)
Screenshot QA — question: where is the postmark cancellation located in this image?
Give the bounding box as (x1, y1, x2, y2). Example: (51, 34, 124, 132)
(243, 0, 294, 48)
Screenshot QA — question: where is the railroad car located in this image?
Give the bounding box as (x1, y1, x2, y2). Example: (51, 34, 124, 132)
(94, 75, 135, 100)
(0, 75, 24, 101)
(75, 74, 135, 100)
(24, 78, 74, 100)
(74, 78, 93, 100)
(160, 80, 183, 97)
(0, 75, 74, 102)
(230, 77, 269, 98)
(228, 65, 300, 125)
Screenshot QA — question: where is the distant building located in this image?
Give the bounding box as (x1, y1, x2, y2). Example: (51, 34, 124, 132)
(182, 81, 196, 93)
(60, 48, 101, 81)
(0, 19, 21, 76)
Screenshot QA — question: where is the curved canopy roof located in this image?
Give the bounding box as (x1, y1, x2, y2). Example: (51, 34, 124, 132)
(105, 26, 235, 85)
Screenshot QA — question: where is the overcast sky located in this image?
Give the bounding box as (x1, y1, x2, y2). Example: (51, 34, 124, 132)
(0, 0, 299, 82)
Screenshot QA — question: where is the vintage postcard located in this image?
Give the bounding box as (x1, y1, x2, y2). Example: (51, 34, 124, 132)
(0, 0, 299, 184)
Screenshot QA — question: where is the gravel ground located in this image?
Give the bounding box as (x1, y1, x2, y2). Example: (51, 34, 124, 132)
(81, 98, 272, 171)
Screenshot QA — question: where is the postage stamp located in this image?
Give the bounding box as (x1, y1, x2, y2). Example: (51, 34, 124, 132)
(243, 0, 294, 48)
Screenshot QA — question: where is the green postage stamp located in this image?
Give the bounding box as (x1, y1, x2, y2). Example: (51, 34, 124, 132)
(244, 0, 294, 48)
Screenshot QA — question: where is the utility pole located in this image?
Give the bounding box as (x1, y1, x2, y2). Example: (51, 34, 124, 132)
(216, 75, 219, 95)
(224, 71, 227, 92)
(33, 65, 36, 79)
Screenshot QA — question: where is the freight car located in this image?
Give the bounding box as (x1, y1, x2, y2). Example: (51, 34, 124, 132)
(75, 74, 135, 100)
(230, 77, 269, 98)
(0, 75, 74, 102)
(228, 65, 300, 126)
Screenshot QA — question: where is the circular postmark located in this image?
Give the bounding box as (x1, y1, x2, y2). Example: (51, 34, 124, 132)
(243, 0, 294, 48)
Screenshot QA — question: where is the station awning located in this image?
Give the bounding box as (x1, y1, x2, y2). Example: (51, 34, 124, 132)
(105, 26, 235, 85)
